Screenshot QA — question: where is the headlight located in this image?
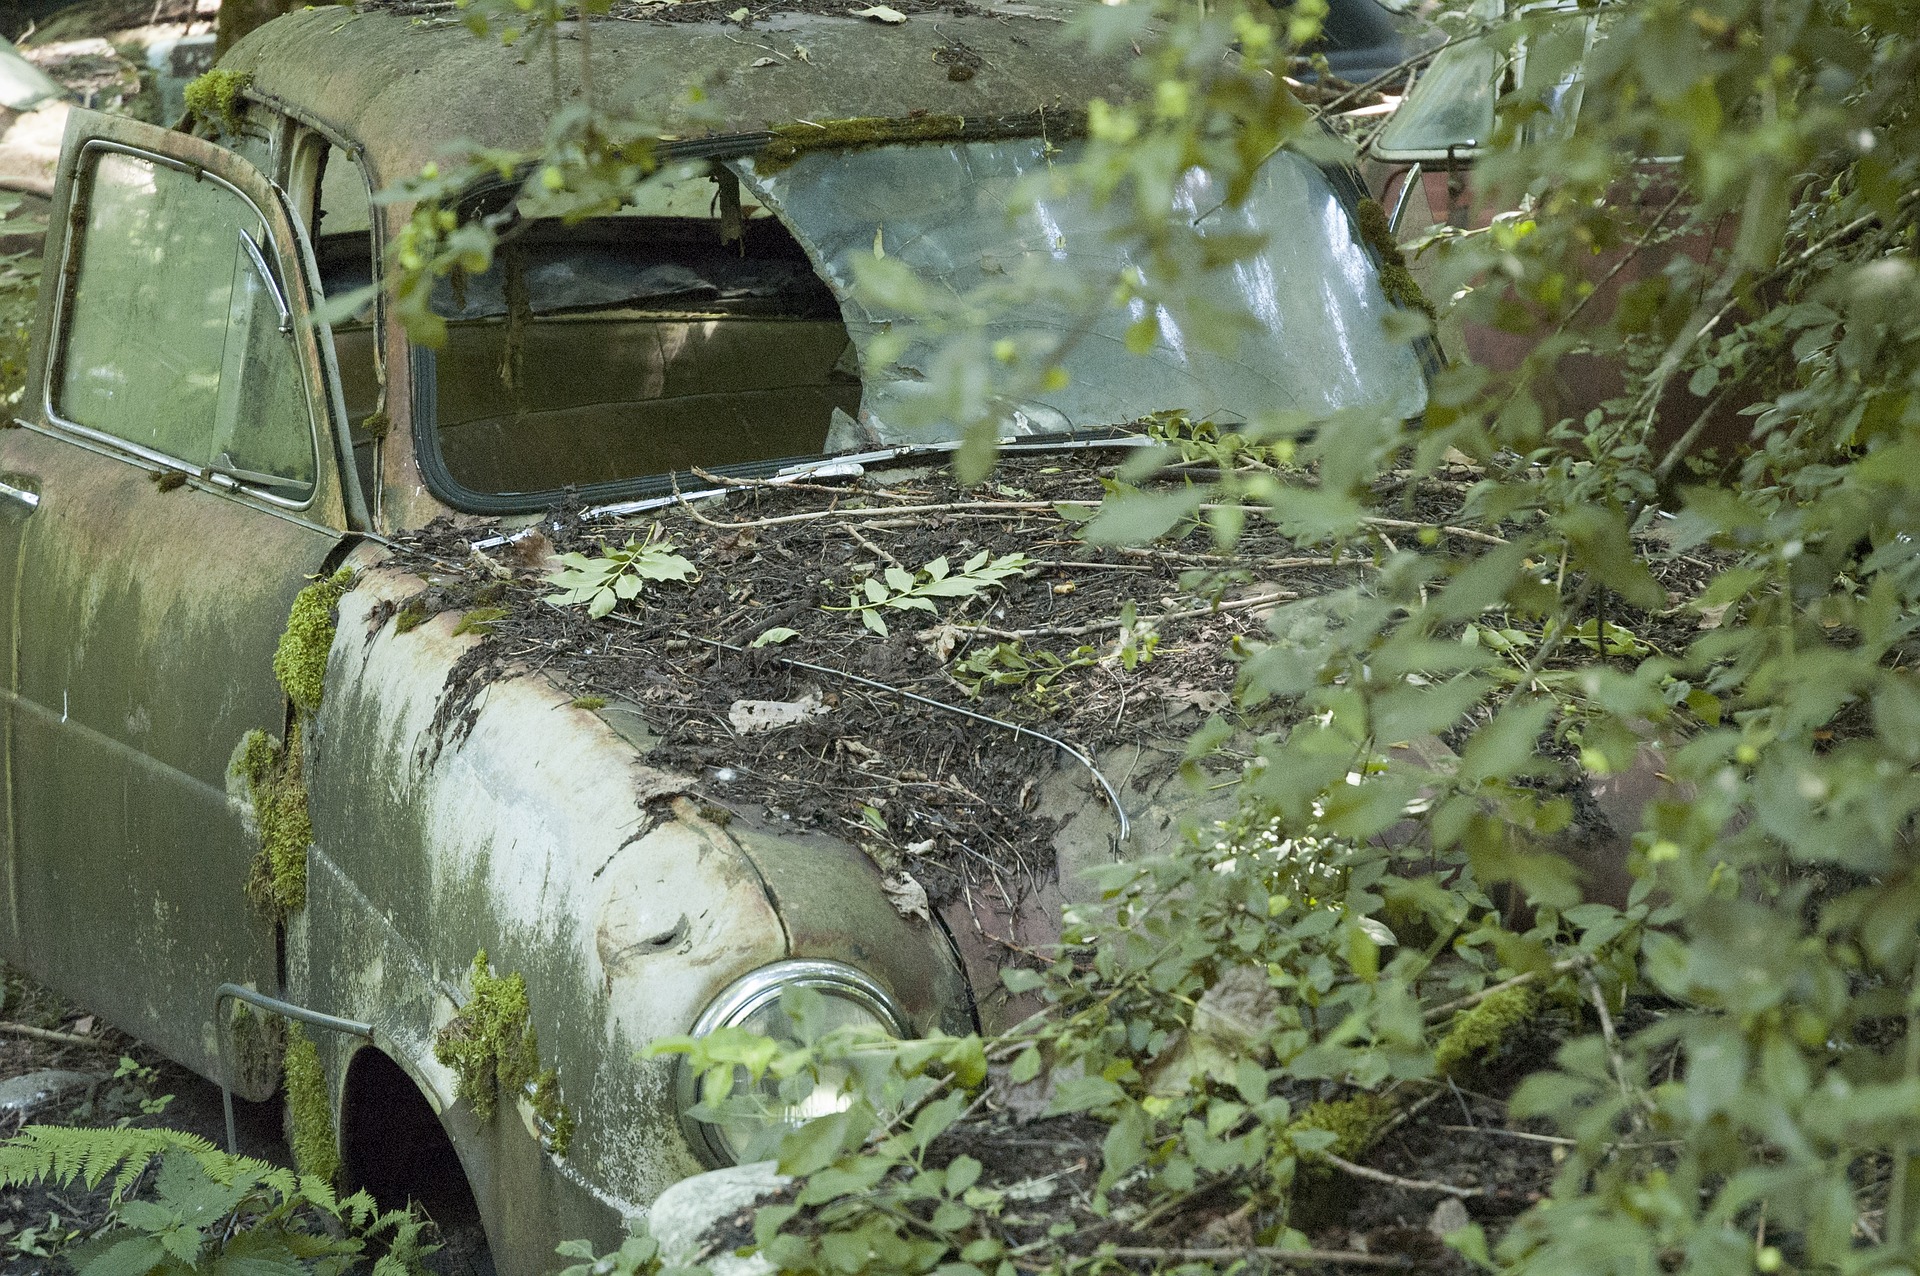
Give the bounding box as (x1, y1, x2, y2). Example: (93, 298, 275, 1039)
(677, 960, 908, 1167)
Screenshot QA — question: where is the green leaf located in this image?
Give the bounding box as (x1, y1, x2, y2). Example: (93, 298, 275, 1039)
(75, 1235, 171, 1276)
(884, 566, 915, 593)
(1082, 489, 1205, 545)
(751, 627, 800, 648)
(946, 1155, 982, 1195)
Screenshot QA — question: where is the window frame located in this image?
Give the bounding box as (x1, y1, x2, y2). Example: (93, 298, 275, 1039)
(41, 139, 330, 518)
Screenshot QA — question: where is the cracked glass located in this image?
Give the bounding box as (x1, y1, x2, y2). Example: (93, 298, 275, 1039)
(733, 139, 1429, 452)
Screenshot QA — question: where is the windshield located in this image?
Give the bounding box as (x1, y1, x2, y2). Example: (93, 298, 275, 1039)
(739, 139, 1427, 451)
(415, 141, 1428, 504)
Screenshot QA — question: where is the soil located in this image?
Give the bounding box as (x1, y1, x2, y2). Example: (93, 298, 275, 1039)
(384, 449, 1378, 927)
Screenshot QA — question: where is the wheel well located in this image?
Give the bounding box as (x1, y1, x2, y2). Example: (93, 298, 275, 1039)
(339, 1046, 488, 1245)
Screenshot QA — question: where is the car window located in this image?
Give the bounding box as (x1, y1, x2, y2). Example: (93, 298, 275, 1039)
(423, 161, 855, 497)
(740, 139, 1430, 448)
(420, 145, 1426, 507)
(304, 140, 381, 503)
(55, 146, 317, 500)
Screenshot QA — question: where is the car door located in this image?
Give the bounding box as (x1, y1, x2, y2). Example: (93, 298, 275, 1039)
(0, 109, 360, 1092)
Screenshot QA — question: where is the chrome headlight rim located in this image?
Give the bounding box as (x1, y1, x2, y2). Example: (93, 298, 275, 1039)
(677, 959, 909, 1167)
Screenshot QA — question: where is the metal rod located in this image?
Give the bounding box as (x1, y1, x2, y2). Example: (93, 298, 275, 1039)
(214, 984, 372, 1155)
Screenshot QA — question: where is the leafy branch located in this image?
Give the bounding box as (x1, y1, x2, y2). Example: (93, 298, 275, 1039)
(543, 533, 697, 619)
(826, 551, 1033, 636)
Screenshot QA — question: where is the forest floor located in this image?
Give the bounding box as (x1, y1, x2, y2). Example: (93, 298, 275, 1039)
(0, 965, 288, 1274)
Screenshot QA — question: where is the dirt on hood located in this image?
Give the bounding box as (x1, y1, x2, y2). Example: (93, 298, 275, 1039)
(382, 447, 1379, 940)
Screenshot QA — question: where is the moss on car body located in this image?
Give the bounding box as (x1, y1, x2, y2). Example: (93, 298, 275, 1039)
(284, 1026, 341, 1182)
(273, 567, 353, 713)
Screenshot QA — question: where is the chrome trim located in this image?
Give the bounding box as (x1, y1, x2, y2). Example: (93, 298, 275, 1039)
(0, 479, 36, 510)
(238, 228, 292, 333)
(40, 139, 323, 514)
(676, 959, 908, 1167)
(1387, 161, 1423, 238)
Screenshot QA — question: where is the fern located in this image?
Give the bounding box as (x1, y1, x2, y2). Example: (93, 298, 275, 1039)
(0, 1125, 435, 1275)
(0, 1125, 289, 1202)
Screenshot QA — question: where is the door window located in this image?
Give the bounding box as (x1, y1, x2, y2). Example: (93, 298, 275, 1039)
(53, 146, 317, 501)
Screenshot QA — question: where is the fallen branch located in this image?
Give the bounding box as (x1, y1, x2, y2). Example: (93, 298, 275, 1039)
(1319, 1150, 1485, 1199)
(1420, 957, 1587, 1023)
(950, 589, 1297, 640)
(1363, 516, 1509, 547)
(0, 1021, 112, 1049)
(1101, 1245, 1417, 1269)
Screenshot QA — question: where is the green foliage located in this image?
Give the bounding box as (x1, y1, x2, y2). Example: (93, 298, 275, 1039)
(543, 533, 696, 620)
(952, 639, 1099, 706)
(273, 568, 353, 714)
(181, 70, 253, 131)
(0, 1125, 432, 1275)
(827, 551, 1033, 636)
(0, 200, 42, 407)
(282, 1028, 339, 1184)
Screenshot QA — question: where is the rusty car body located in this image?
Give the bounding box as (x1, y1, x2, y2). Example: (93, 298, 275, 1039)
(0, 5, 1434, 1270)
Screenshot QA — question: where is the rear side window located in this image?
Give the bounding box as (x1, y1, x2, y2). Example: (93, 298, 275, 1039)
(53, 147, 317, 501)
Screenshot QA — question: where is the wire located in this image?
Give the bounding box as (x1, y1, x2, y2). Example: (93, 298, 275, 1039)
(680, 631, 1132, 847)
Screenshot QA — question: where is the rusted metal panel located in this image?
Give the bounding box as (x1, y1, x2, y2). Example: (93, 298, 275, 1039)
(0, 428, 336, 1091)
(294, 555, 983, 1269)
(221, 5, 1136, 196)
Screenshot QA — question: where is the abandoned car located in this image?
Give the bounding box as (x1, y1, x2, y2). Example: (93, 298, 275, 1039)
(0, 3, 1436, 1270)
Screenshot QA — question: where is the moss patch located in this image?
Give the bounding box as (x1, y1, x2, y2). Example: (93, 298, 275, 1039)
(394, 600, 429, 634)
(452, 606, 510, 637)
(755, 112, 1081, 172)
(273, 567, 354, 713)
(529, 1069, 575, 1157)
(182, 69, 253, 130)
(1287, 1091, 1395, 1162)
(229, 1001, 287, 1098)
(434, 951, 542, 1123)
(237, 723, 312, 918)
(1433, 984, 1538, 1078)
(434, 952, 576, 1155)
(1355, 197, 1436, 326)
(283, 1026, 340, 1183)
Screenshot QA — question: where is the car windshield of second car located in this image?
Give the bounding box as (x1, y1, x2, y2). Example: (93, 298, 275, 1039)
(417, 140, 1430, 501)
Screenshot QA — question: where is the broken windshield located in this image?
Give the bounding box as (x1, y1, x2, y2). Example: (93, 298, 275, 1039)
(414, 142, 1427, 504)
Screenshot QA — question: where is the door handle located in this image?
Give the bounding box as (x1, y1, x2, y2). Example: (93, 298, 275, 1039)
(0, 479, 36, 511)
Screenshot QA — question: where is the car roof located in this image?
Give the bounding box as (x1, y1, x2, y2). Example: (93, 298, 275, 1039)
(222, 1, 1138, 186)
